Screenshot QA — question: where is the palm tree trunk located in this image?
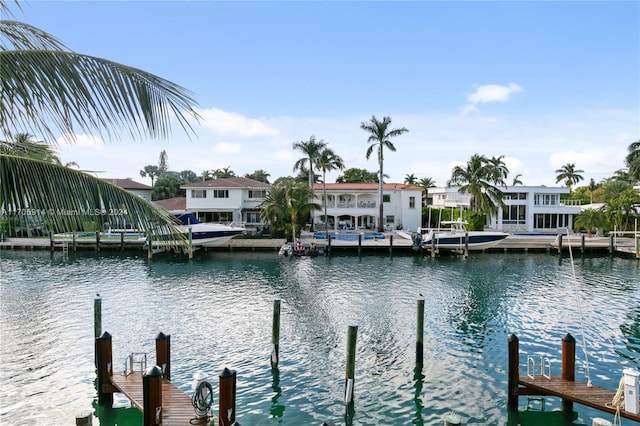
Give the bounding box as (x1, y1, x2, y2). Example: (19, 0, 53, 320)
(378, 156, 384, 232)
(308, 163, 315, 232)
(323, 171, 329, 241)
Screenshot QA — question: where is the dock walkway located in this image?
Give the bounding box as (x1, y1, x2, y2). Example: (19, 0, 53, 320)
(109, 372, 208, 425)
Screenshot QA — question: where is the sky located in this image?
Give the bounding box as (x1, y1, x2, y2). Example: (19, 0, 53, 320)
(5, 1, 640, 188)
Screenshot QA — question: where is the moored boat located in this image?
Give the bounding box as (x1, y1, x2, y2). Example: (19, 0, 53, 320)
(414, 219, 508, 251)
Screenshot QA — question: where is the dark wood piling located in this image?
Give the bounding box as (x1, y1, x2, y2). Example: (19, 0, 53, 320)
(561, 333, 576, 411)
(358, 234, 362, 255)
(72, 231, 77, 251)
(416, 298, 424, 365)
(464, 232, 469, 258)
(431, 236, 436, 258)
(345, 325, 358, 407)
(94, 295, 102, 339)
(143, 365, 163, 426)
(219, 367, 237, 426)
(120, 232, 125, 251)
(507, 333, 519, 408)
(96, 331, 113, 405)
(557, 234, 563, 254)
(155, 332, 171, 380)
(271, 300, 281, 368)
(609, 233, 614, 254)
(581, 234, 585, 253)
(95, 231, 100, 252)
(389, 234, 393, 255)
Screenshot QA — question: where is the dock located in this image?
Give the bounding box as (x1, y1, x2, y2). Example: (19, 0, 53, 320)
(508, 333, 640, 423)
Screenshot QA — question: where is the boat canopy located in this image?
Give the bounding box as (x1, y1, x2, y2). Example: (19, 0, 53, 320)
(175, 213, 201, 225)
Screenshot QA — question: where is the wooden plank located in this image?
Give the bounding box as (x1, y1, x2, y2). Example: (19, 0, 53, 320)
(519, 375, 640, 422)
(110, 372, 211, 426)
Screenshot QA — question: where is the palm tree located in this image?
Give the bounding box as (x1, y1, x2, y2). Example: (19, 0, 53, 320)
(511, 173, 523, 186)
(1, 133, 61, 163)
(316, 148, 345, 240)
(0, 9, 200, 245)
(244, 169, 271, 184)
(418, 177, 436, 206)
(404, 173, 418, 185)
(555, 163, 584, 191)
(574, 208, 607, 237)
(361, 115, 409, 231)
(259, 178, 321, 241)
(293, 135, 327, 231)
(449, 153, 505, 217)
(588, 178, 598, 204)
(625, 140, 640, 183)
(488, 155, 509, 186)
(140, 165, 160, 186)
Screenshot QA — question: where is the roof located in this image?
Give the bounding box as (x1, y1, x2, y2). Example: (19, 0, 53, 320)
(103, 178, 151, 190)
(153, 197, 186, 211)
(313, 183, 422, 191)
(182, 176, 271, 189)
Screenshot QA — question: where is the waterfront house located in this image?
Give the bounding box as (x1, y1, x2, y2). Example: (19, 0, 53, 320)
(181, 177, 271, 229)
(103, 178, 152, 201)
(429, 186, 582, 233)
(311, 183, 422, 232)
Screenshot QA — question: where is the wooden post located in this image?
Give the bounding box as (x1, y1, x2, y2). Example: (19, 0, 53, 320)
(507, 333, 519, 408)
(636, 235, 640, 259)
(94, 295, 102, 338)
(561, 333, 576, 411)
(416, 298, 424, 365)
(271, 300, 281, 368)
(72, 231, 77, 251)
(345, 325, 358, 407)
(75, 412, 92, 425)
(389, 234, 393, 255)
(95, 231, 100, 252)
(557, 234, 563, 254)
(96, 331, 113, 405)
(188, 227, 193, 260)
(155, 332, 171, 380)
(120, 232, 124, 251)
(143, 365, 163, 426)
(581, 234, 585, 253)
(327, 233, 331, 256)
(219, 367, 237, 426)
(147, 232, 153, 259)
(431, 236, 436, 258)
(464, 232, 469, 258)
(609, 233, 614, 254)
(358, 234, 362, 255)
(50, 232, 54, 252)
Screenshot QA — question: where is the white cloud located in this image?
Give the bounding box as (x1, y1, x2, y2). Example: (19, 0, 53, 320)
(196, 107, 278, 137)
(212, 142, 241, 155)
(56, 133, 103, 148)
(462, 83, 523, 114)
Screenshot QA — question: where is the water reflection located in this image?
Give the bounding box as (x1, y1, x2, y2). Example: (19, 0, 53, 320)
(270, 367, 285, 418)
(413, 365, 425, 426)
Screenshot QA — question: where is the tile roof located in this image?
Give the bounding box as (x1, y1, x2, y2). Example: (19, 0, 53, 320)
(103, 178, 151, 190)
(153, 197, 186, 211)
(182, 176, 271, 189)
(312, 183, 422, 191)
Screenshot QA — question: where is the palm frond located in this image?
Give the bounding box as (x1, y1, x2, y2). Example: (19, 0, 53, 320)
(0, 154, 185, 247)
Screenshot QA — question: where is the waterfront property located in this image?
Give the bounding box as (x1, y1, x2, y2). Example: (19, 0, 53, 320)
(311, 182, 422, 232)
(103, 178, 153, 201)
(181, 176, 271, 230)
(429, 185, 582, 234)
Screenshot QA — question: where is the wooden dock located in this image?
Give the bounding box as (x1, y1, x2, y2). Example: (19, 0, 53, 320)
(109, 372, 209, 425)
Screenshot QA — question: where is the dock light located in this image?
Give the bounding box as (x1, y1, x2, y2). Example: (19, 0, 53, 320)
(623, 368, 640, 414)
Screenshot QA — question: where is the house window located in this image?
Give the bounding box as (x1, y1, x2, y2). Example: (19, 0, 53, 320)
(534, 213, 571, 229)
(383, 194, 391, 203)
(503, 205, 526, 224)
(213, 190, 229, 198)
(385, 215, 395, 224)
(409, 196, 416, 209)
(534, 194, 558, 206)
(248, 190, 267, 198)
(245, 212, 260, 223)
(191, 190, 206, 198)
(505, 192, 527, 200)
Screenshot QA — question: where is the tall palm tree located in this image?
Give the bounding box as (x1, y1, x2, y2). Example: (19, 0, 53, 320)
(0, 9, 200, 245)
(140, 165, 160, 186)
(511, 173, 523, 186)
(1, 133, 60, 163)
(625, 139, 640, 183)
(316, 147, 345, 240)
(555, 163, 584, 191)
(361, 115, 409, 231)
(418, 177, 436, 206)
(404, 173, 418, 185)
(449, 153, 505, 217)
(488, 155, 509, 186)
(259, 178, 321, 241)
(293, 135, 327, 232)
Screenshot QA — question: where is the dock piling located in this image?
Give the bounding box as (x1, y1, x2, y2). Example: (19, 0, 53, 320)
(561, 333, 576, 411)
(558, 234, 563, 254)
(464, 232, 469, 258)
(96, 331, 113, 405)
(507, 333, 519, 408)
(345, 325, 358, 407)
(416, 298, 424, 365)
(219, 367, 237, 426)
(271, 300, 281, 368)
(95, 231, 100, 252)
(94, 295, 102, 339)
(389, 234, 393, 255)
(155, 332, 171, 380)
(143, 365, 163, 426)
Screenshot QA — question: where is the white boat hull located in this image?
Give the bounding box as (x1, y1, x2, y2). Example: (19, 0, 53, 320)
(420, 230, 508, 250)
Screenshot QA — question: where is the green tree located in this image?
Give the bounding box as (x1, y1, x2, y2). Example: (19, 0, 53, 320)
(511, 173, 523, 186)
(336, 168, 379, 183)
(158, 150, 169, 173)
(200, 170, 213, 181)
(139, 165, 160, 186)
(404, 173, 418, 185)
(574, 208, 607, 237)
(245, 169, 271, 184)
(0, 9, 199, 244)
(1, 133, 61, 163)
(179, 170, 199, 184)
(449, 153, 505, 216)
(293, 135, 327, 232)
(555, 163, 584, 191)
(361, 115, 409, 231)
(213, 167, 236, 179)
(418, 177, 436, 206)
(316, 147, 345, 240)
(625, 140, 640, 183)
(152, 174, 183, 201)
(603, 189, 640, 231)
(259, 178, 321, 241)
(488, 155, 509, 186)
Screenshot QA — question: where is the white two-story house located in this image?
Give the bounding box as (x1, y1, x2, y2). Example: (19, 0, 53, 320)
(311, 183, 422, 232)
(429, 186, 581, 233)
(182, 177, 271, 228)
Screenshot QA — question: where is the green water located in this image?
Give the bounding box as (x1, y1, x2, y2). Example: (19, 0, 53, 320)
(0, 250, 638, 425)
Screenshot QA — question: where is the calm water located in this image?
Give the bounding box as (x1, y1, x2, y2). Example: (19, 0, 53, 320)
(0, 249, 638, 426)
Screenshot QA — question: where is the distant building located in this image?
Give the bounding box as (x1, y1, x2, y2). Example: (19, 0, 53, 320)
(429, 186, 582, 233)
(103, 178, 152, 201)
(181, 177, 271, 227)
(153, 197, 186, 212)
(311, 183, 422, 232)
